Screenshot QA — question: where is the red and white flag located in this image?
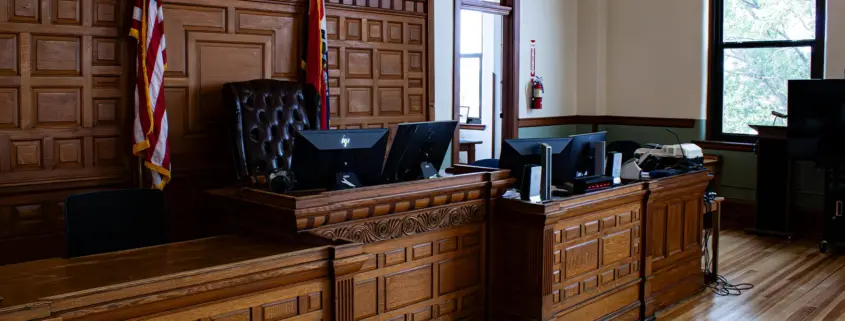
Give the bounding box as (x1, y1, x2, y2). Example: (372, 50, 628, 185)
(303, 0, 330, 129)
(130, 0, 170, 189)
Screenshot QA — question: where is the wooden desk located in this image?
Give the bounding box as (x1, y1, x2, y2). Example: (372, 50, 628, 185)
(459, 140, 482, 163)
(492, 183, 647, 321)
(703, 154, 722, 194)
(490, 170, 711, 321)
(747, 125, 792, 238)
(207, 169, 515, 321)
(0, 235, 334, 321)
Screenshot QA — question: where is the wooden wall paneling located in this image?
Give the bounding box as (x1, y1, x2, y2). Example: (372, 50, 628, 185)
(0, 0, 130, 262)
(324, 6, 429, 129)
(0, 0, 129, 189)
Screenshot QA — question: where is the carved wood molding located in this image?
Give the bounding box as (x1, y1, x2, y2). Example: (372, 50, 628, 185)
(313, 203, 483, 243)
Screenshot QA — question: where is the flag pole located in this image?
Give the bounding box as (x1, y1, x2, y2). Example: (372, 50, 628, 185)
(138, 155, 145, 188)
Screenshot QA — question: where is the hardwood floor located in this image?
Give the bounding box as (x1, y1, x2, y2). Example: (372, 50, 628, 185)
(660, 229, 845, 321)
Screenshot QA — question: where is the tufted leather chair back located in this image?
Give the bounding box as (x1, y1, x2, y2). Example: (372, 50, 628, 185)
(222, 79, 320, 183)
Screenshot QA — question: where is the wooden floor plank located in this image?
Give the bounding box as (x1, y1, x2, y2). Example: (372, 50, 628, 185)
(660, 230, 845, 321)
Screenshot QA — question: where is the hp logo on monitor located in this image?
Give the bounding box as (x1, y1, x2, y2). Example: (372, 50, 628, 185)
(341, 135, 350, 148)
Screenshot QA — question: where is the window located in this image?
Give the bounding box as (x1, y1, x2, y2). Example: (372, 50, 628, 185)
(459, 10, 483, 122)
(709, 0, 825, 140)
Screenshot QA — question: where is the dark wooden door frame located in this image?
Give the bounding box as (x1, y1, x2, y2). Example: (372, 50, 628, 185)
(451, 0, 518, 165)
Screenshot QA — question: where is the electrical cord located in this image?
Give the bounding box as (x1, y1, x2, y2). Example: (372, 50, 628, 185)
(702, 194, 754, 296)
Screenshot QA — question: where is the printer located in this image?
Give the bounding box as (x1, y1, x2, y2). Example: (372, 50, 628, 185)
(622, 143, 704, 180)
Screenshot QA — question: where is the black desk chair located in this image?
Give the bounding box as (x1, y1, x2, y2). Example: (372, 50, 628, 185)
(65, 189, 169, 258)
(608, 140, 642, 162)
(470, 158, 499, 169)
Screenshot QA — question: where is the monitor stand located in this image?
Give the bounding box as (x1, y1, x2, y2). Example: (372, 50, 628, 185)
(421, 162, 439, 179)
(335, 172, 361, 190)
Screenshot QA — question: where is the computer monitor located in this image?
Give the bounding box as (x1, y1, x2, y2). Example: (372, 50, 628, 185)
(291, 129, 389, 191)
(498, 138, 572, 186)
(382, 120, 458, 183)
(559, 131, 607, 182)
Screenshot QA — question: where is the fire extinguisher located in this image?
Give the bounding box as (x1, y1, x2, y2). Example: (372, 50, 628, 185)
(531, 76, 544, 109)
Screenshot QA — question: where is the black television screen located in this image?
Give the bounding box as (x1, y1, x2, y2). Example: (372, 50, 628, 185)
(787, 79, 845, 163)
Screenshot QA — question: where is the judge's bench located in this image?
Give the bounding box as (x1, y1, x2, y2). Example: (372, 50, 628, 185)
(0, 3, 712, 319)
(0, 163, 710, 321)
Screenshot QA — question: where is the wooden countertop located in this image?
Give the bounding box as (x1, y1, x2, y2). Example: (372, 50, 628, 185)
(0, 234, 330, 311)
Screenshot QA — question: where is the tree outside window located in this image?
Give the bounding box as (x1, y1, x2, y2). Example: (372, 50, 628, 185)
(710, 0, 825, 139)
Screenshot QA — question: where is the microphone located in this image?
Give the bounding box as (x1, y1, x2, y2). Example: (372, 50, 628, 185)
(665, 128, 686, 160)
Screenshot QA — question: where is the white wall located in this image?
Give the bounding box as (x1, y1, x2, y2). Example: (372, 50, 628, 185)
(434, 0, 454, 122)
(581, 0, 845, 120)
(603, 0, 708, 119)
(576, 0, 606, 116)
(518, 0, 580, 119)
(827, 0, 845, 79)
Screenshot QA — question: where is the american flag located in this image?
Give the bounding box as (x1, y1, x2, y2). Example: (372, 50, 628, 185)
(303, 0, 330, 129)
(130, 0, 171, 189)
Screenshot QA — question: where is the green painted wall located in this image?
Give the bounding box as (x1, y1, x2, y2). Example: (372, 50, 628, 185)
(518, 125, 577, 138)
(597, 121, 758, 201)
(508, 121, 821, 207)
(596, 121, 823, 207)
(515, 120, 774, 202)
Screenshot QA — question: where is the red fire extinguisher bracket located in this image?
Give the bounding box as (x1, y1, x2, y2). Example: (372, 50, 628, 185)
(531, 76, 544, 110)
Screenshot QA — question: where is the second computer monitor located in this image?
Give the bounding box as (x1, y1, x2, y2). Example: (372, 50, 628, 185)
(382, 120, 459, 184)
(499, 138, 572, 186)
(560, 131, 607, 181)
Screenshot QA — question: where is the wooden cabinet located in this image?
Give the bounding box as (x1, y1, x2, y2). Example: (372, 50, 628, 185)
(642, 171, 712, 318)
(491, 183, 647, 321)
(491, 171, 712, 321)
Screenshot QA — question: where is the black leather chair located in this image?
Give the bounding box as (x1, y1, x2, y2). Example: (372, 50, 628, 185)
(222, 80, 320, 185)
(65, 189, 169, 257)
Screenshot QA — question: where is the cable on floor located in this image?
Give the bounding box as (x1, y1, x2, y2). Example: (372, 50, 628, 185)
(702, 194, 754, 296)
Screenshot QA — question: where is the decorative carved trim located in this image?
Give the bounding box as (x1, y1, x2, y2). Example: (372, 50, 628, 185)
(314, 203, 483, 243)
(543, 228, 553, 295)
(335, 278, 355, 321)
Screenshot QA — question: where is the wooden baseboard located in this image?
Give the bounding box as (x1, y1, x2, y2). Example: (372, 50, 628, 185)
(517, 115, 697, 128)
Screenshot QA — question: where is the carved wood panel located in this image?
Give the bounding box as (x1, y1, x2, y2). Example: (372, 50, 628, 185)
(340, 223, 484, 321)
(642, 172, 711, 317)
(0, 0, 130, 263)
(647, 197, 703, 273)
(324, 6, 429, 130)
(160, 0, 431, 176)
(548, 203, 642, 313)
(0, 0, 129, 189)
